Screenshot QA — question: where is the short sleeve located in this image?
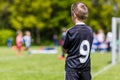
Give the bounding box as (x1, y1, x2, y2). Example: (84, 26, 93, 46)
(63, 30, 72, 49)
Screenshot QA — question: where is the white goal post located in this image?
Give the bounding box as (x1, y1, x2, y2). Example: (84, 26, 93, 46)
(112, 17, 120, 64)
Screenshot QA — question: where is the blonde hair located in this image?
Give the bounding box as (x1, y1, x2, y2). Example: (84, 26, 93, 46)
(25, 31, 30, 35)
(71, 2, 88, 21)
(62, 27, 66, 32)
(17, 30, 22, 35)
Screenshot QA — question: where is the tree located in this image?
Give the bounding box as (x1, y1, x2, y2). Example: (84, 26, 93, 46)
(1, 0, 120, 45)
(0, 0, 9, 29)
(8, 0, 52, 44)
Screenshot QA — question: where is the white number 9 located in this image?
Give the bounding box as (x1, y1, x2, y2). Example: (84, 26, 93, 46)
(79, 40, 90, 63)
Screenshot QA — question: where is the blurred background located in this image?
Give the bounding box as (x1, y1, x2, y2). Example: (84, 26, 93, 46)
(0, 0, 120, 45)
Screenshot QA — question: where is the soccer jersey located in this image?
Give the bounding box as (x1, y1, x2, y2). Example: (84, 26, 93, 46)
(63, 24, 93, 71)
(23, 35, 31, 47)
(16, 35, 22, 47)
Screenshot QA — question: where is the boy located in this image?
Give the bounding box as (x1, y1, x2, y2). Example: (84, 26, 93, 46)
(23, 31, 32, 50)
(63, 2, 93, 80)
(23, 31, 32, 56)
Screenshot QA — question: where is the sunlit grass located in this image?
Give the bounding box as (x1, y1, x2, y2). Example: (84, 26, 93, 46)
(0, 46, 119, 80)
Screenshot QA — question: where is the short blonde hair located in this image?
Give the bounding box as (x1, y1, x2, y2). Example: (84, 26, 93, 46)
(62, 27, 66, 32)
(71, 2, 88, 20)
(25, 31, 31, 35)
(17, 30, 22, 35)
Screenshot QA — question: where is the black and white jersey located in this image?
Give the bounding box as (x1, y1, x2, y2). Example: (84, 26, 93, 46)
(63, 24, 93, 71)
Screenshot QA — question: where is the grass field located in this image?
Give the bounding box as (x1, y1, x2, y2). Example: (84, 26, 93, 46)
(0, 46, 120, 80)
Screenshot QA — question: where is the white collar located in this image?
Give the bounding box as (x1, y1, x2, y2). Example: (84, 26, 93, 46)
(75, 22, 85, 25)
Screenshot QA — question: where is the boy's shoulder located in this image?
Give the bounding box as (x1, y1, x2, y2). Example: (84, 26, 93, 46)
(66, 25, 93, 34)
(66, 27, 75, 35)
(67, 25, 89, 31)
(77, 24, 93, 33)
(67, 25, 78, 32)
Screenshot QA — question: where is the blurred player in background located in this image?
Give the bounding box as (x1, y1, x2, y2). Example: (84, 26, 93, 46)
(106, 31, 112, 51)
(16, 30, 23, 56)
(53, 34, 59, 47)
(91, 32, 98, 53)
(63, 2, 93, 80)
(23, 31, 32, 55)
(97, 29, 105, 51)
(7, 37, 12, 48)
(59, 28, 67, 60)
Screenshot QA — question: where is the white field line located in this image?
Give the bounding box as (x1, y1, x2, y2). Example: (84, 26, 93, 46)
(0, 64, 115, 76)
(0, 56, 116, 77)
(0, 56, 25, 61)
(0, 70, 64, 74)
(0, 64, 114, 75)
(92, 64, 114, 78)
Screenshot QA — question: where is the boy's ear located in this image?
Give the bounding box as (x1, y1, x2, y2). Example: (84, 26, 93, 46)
(71, 12, 77, 23)
(73, 12, 77, 18)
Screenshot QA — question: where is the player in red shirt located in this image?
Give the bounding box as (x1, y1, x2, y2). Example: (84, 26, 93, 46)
(16, 30, 23, 56)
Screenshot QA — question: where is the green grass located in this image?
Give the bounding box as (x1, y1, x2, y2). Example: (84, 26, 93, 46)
(91, 53, 111, 74)
(93, 63, 120, 80)
(0, 46, 120, 80)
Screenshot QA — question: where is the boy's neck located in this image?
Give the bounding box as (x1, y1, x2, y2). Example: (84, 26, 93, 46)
(75, 19, 85, 25)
